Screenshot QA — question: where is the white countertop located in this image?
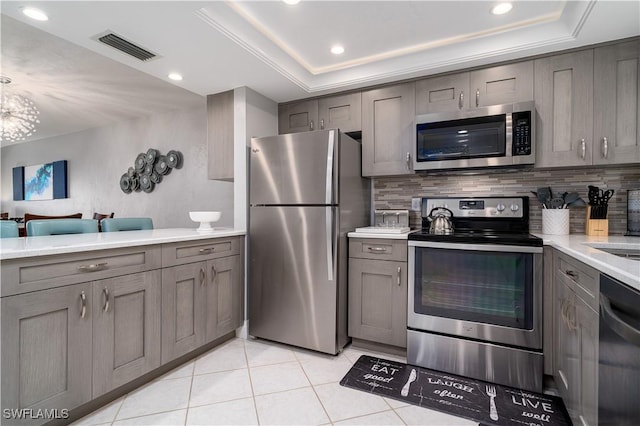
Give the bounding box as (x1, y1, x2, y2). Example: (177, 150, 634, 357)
(534, 233, 640, 291)
(347, 230, 413, 240)
(0, 228, 246, 260)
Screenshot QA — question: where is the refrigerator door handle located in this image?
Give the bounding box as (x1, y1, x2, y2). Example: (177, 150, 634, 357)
(326, 206, 335, 281)
(325, 130, 335, 205)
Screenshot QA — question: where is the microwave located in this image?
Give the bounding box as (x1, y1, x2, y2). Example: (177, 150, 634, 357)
(414, 101, 535, 171)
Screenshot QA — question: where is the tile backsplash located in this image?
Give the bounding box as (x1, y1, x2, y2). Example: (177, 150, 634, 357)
(374, 165, 640, 235)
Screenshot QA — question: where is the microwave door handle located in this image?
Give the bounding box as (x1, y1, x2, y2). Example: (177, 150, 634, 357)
(428, 152, 465, 158)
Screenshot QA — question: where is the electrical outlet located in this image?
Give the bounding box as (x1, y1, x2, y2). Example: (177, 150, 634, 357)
(411, 197, 422, 211)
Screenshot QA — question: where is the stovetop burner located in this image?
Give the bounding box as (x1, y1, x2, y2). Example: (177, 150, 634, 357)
(409, 196, 542, 247)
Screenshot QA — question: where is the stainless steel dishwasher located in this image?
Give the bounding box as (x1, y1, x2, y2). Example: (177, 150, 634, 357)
(598, 273, 640, 425)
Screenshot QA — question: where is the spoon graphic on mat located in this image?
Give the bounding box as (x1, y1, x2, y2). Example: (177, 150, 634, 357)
(401, 369, 417, 397)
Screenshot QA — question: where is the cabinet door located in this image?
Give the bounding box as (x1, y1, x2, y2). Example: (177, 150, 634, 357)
(92, 271, 162, 397)
(415, 72, 469, 114)
(594, 40, 640, 165)
(204, 255, 243, 342)
(470, 61, 534, 107)
(348, 258, 407, 348)
(318, 92, 361, 132)
(1, 283, 92, 415)
(554, 279, 579, 416)
(278, 100, 318, 134)
(577, 300, 599, 426)
(535, 50, 594, 167)
(207, 90, 234, 181)
(362, 82, 415, 176)
(161, 262, 206, 363)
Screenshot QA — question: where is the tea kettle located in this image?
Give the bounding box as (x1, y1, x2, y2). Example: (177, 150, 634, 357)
(427, 207, 454, 235)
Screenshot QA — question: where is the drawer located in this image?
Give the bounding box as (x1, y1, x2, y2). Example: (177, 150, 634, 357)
(162, 236, 243, 267)
(555, 251, 599, 311)
(349, 238, 407, 262)
(1, 245, 162, 297)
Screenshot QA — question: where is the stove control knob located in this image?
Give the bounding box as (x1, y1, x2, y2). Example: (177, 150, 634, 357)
(496, 203, 506, 212)
(510, 204, 520, 212)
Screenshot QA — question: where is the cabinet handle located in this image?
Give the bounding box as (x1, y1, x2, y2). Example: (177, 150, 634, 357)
(80, 291, 87, 319)
(602, 137, 608, 159)
(78, 262, 108, 272)
(405, 152, 411, 170)
(320, 119, 325, 130)
(565, 270, 578, 279)
(580, 139, 586, 159)
(211, 265, 218, 283)
(200, 267, 205, 285)
(397, 266, 401, 286)
(199, 248, 214, 254)
(458, 91, 464, 109)
(568, 302, 577, 331)
(103, 287, 110, 313)
(367, 247, 388, 252)
(475, 89, 480, 107)
(310, 120, 314, 131)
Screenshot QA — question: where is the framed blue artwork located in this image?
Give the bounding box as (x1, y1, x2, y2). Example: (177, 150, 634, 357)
(12, 160, 68, 201)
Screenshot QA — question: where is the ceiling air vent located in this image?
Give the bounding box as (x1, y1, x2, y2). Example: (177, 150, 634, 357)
(96, 32, 157, 62)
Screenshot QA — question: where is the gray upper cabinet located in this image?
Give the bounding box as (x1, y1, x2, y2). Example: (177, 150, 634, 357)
(278, 99, 319, 134)
(207, 90, 234, 181)
(415, 61, 533, 114)
(593, 40, 640, 165)
(318, 92, 362, 132)
(1, 283, 92, 419)
(92, 270, 162, 397)
(416, 72, 469, 114)
(535, 50, 594, 167)
(279, 93, 362, 134)
(470, 61, 534, 107)
(362, 82, 416, 176)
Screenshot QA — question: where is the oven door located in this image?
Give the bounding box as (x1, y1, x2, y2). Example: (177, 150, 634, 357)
(408, 241, 542, 349)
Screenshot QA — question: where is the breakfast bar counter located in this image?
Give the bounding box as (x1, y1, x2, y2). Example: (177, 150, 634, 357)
(0, 227, 245, 260)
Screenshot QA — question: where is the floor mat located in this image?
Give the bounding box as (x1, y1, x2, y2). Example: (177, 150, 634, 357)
(340, 355, 571, 426)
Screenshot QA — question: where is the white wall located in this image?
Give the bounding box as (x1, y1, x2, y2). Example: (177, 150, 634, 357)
(0, 104, 234, 228)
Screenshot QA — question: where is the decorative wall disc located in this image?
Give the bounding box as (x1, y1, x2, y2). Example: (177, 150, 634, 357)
(120, 148, 181, 194)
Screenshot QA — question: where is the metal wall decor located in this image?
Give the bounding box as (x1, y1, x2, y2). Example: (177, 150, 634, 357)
(120, 149, 182, 194)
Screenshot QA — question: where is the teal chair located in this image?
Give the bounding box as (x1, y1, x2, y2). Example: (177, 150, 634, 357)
(0, 220, 19, 238)
(27, 219, 98, 236)
(101, 218, 153, 232)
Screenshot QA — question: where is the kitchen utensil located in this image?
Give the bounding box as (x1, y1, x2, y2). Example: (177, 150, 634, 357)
(536, 187, 551, 208)
(549, 197, 565, 209)
(567, 198, 586, 207)
(563, 192, 580, 208)
(427, 207, 454, 235)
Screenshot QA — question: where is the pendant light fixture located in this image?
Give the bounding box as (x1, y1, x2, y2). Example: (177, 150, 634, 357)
(1, 76, 40, 142)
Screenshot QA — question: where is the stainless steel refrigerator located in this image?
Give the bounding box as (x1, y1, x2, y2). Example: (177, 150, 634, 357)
(249, 129, 370, 354)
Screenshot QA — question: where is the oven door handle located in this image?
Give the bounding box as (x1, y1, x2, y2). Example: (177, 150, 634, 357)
(408, 240, 542, 254)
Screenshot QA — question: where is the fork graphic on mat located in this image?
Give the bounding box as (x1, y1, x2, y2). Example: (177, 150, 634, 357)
(486, 385, 499, 421)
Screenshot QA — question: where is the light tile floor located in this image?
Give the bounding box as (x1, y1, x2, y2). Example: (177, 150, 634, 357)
(73, 338, 477, 426)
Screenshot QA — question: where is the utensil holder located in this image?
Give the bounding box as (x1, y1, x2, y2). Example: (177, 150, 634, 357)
(586, 206, 609, 236)
(542, 209, 570, 235)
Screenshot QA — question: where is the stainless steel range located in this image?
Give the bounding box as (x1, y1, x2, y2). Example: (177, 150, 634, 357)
(407, 196, 544, 392)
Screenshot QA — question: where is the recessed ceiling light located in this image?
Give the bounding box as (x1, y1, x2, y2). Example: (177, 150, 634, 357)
(331, 45, 345, 55)
(283, 0, 300, 5)
(168, 73, 183, 81)
(491, 2, 513, 15)
(22, 7, 49, 21)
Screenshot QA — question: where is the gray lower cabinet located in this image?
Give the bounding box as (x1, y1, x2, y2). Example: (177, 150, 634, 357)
(362, 82, 415, 176)
(553, 250, 599, 426)
(205, 255, 244, 341)
(162, 255, 243, 363)
(1, 283, 93, 420)
(92, 270, 162, 397)
(348, 238, 408, 348)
